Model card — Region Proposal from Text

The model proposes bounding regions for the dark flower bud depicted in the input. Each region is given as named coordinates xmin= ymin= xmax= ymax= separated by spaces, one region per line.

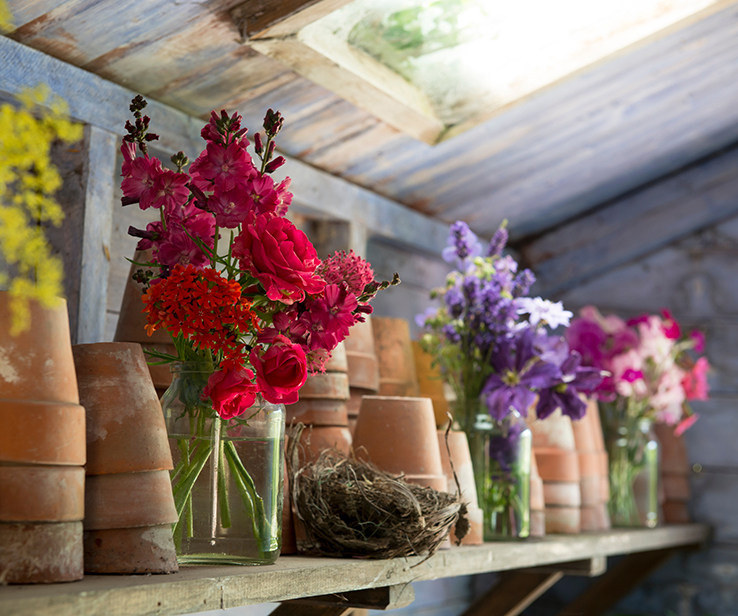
xmin=254 ymin=132 xmax=263 ymax=155
xmin=121 ymin=196 xmax=139 ymax=207
xmin=264 ymin=155 xmax=285 ymax=174
xmin=267 ymin=140 xmax=276 ymax=158
xmin=144 ymin=132 xmax=159 ymax=142
xmin=171 ymin=151 xmax=189 ymax=170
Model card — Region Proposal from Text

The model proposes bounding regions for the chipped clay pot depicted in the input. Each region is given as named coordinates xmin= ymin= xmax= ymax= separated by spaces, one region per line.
xmin=0 ymin=292 xmax=85 ymax=584
xmin=73 ymin=342 xmax=178 ymax=573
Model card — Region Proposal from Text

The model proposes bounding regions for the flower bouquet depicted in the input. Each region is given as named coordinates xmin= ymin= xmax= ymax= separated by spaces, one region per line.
xmin=119 ymin=96 xmax=398 ymax=564
xmin=418 ymin=221 xmax=602 ymax=540
xmin=566 ymin=307 xmax=709 ymax=526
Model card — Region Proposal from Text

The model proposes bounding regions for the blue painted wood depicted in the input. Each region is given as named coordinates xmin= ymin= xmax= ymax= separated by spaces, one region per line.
xmin=522 ymin=146 xmax=738 ymax=296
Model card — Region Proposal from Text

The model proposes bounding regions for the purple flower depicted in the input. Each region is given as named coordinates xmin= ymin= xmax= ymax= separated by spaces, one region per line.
xmin=565 ymin=318 xmax=607 ymax=368
xmin=442 ymin=221 xmax=483 ymax=266
xmin=536 ymin=351 xmax=604 ymax=420
xmin=482 ymin=328 xmax=561 ymax=420
xmin=512 ymin=269 xmax=536 ymax=298
xmin=486 ymin=225 xmax=508 ymax=258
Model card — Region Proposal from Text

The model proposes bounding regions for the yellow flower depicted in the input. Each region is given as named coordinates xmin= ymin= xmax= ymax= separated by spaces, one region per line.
xmin=0 ymin=0 xmax=13 ymax=33
xmin=0 ymin=85 xmax=82 ymax=334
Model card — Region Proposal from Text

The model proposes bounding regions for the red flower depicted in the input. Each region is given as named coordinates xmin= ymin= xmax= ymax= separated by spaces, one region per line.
xmin=301 ymin=284 xmax=358 ymax=350
xmin=250 ymin=335 xmax=307 ymax=405
xmin=202 ymin=367 xmax=257 ymax=419
xmin=233 ymin=214 xmax=325 ymax=305
xmin=190 ymin=141 xmax=255 ymax=192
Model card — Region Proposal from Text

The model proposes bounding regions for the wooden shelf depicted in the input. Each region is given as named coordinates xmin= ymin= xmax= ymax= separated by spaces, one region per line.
xmin=0 ymin=525 xmax=709 ymax=616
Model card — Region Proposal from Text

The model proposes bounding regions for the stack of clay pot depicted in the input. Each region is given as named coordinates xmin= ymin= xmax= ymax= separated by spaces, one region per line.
xmin=437 ymin=430 xmax=483 ymax=545
xmin=0 ymin=295 xmax=85 ymax=583
xmin=529 ymin=452 xmax=546 ymax=537
xmin=572 ymin=399 xmax=611 ymax=531
xmin=372 ymin=317 xmax=421 ymax=398
xmin=353 ymin=396 xmax=447 ymax=492
xmin=114 ymin=249 xmax=176 ymax=398
xmin=414 ymin=341 xmax=451 ymax=428
xmin=530 ymin=409 xmax=582 ymax=534
xmin=287 ymin=342 xmax=352 ymax=463
xmin=655 ymin=423 xmax=691 ymax=524
xmin=344 ymin=316 xmax=380 ymax=434
xmin=73 ymin=343 xmax=179 ymax=573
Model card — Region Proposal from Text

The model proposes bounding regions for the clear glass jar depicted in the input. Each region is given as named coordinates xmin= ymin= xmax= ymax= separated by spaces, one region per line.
xmin=601 ymin=401 xmax=659 ymax=528
xmin=160 ymin=362 xmax=285 ymax=565
xmin=458 ymin=400 xmax=532 ymax=540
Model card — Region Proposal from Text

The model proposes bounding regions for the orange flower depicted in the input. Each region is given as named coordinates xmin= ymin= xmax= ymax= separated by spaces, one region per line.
xmin=142 ymin=264 xmax=259 ymax=364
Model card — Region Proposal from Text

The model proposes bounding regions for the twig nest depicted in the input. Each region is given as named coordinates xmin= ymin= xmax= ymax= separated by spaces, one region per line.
xmin=289 ymin=442 xmax=468 ymax=559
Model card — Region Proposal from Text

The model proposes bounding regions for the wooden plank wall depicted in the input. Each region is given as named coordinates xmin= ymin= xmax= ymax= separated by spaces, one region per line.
xmin=518 ymin=153 xmax=738 ymax=614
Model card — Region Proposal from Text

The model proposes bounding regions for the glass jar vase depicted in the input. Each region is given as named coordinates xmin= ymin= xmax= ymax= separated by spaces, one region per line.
xmin=457 ymin=401 xmax=532 ymax=540
xmin=600 ymin=401 xmax=659 ymax=528
xmin=160 ymin=362 xmax=285 ymax=565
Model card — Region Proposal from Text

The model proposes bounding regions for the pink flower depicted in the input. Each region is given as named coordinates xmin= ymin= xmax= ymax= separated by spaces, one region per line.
xmin=565 ymin=318 xmax=607 ymax=368
xmin=318 ymin=251 xmax=375 ymax=297
xmin=190 ymin=142 xmax=255 ymax=192
xmin=274 ymin=177 xmax=293 ymax=216
xmin=250 ymin=335 xmax=307 ymax=405
xmin=651 ymin=364 xmax=686 ymax=425
xmin=627 ymin=314 xmax=650 ymax=327
xmin=233 ymin=213 xmax=325 ymax=305
xmin=257 ymin=311 xmax=308 ymax=346
xmin=674 ymin=412 xmax=699 ymax=437
xmin=209 ymin=186 xmax=251 ymax=228
xmin=301 ymin=284 xmax=358 ymax=350
xmin=245 ymin=175 xmax=279 ymax=215
xmin=121 ymin=156 xmax=163 ymax=209
xmin=157 ymin=227 xmax=210 ymax=269
xmin=202 ymin=367 xmax=257 ymax=419
xmin=690 ymin=329 xmax=706 ymax=353
xmin=622 ymin=369 xmax=644 ymax=383
xmin=151 ymin=169 xmax=190 ymax=211
xmin=682 ymin=356 xmax=710 ymax=401
xmin=660 ymin=308 xmax=681 ymax=340
xmin=120 ymin=141 xmax=137 ymax=177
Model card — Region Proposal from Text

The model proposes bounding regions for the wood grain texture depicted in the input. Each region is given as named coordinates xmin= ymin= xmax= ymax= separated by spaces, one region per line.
xmin=520 ymin=145 xmax=738 ymax=295
xmin=460 ymin=571 xmax=564 ymax=616
xmin=0 ymin=525 xmax=710 ymax=616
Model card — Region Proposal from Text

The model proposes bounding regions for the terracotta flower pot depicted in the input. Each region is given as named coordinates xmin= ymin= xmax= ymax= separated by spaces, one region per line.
xmin=297 ymin=426 xmax=353 ymax=463
xmin=530 ymin=451 xmax=545 ymax=538
xmin=73 ymin=342 xmax=173 ymax=475
xmin=113 ymin=250 xmax=176 ymax=395
xmin=414 ymin=341 xmax=450 ymax=427
xmin=286 ymin=399 xmax=348 ymax=427
xmin=0 ymin=466 xmax=84 ymax=522
xmin=324 ymin=341 xmax=348 ymax=373
xmin=0 ymin=522 xmax=83 ymax=584
xmin=83 ymin=525 xmax=179 ymax=574
xmin=345 ymin=317 xmax=380 ymax=391
xmin=371 ymin=317 xmax=420 ymax=397
xmin=437 ymin=430 xmax=483 ymax=546
xmin=573 ymin=398 xmax=610 ymax=529
xmin=353 ymin=396 xmax=443 ymax=477
xmin=297 ymin=372 xmax=350 ymax=400
xmin=0 ymin=292 xmax=79 ymax=404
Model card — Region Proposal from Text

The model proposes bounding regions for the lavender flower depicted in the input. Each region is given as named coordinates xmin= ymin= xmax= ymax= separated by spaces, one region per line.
xmin=442 ymin=221 xmax=483 ymax=266
xmin=511 ymin=269 xmax=536 ymax=297
xmin=486 ymin=225 xmax=509 ymax=258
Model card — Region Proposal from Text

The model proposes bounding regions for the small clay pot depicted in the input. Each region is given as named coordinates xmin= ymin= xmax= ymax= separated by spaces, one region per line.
xmin=372 ymin=317 xmax=420 ymax=397
xmin=0 ymin=521 xmax=83 ymax=583
xmin=0 ymin=400 xmax=86 ymax=465
xmin=113 ymin=250 xmax=171 ymax=346
xmin=543 ymin=482 xmax=582 ymax=507
xmin=580 ymin=475 xmax=603 ymax=507
xmin=298 ymin=372 xmax=350 ymax=400
xmin=0 ymin=292 xmax=79 ymax=404
xmin=581 ymin=504 xmax=611 ymax=532
xmin=663 ymin=501 xmax=691 ymax=524
xmin=83 ymin=525 xmax=178 ymax=574
xmin=0 ymin=466 xmax=84 ymax=522
xmin=655 ymin=423 xmax=690 ymax=475
xmin=415 ymin=342 xmax=450 ymax=427
xmin=535 ymin=449 xmax=580 ymax=482
xmin=437 ymin=430 xmax=477 ymax=504
xmin=297 ymin=426 xmax=352 ymax=463
xmin=404 ymin=474 xmax=448 ymax=492
xmin=73 ymin=342 xmax=173 ymax=475
xmin=353 ymin=396 xmax=443 ymax=476
xmin=530 ymin=409 xmax=577 ymax=451
xmin=286 ymin=399 xmax=348 ymax=427
xmin=663 ymin=474 xmax=690 ymax=501
xmin=530 ymin=451 xmax=545 ymax=513
xmin=530 ymin=510 xmax=546 ymax=538
xmin=324 ymin=341 xmax=348 ymax=373
xmin=84 ymin=470 xmax=178 ymax=530
xmin=545 ymin=506 xmax=581 ymax=534
xmin=345 ymin=317 xmax=380 ymax=391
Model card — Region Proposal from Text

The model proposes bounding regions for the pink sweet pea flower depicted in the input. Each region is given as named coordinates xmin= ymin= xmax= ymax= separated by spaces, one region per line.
xmin=660 ymin=308 xmax=681 ymax=340
xmin=674 ymin=412 xmax=700 ymax=437
xmin=690 ymin=329 xmax=706 ymax=352
xmin=202 ymin=367 xmax=258 ymax=420
xmin=682 ymin=356 xmax=710 ymax=400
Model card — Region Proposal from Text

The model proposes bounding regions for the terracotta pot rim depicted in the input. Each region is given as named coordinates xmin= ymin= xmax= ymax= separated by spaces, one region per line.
xmin=360 ymin=395 xmax=434 ymax=403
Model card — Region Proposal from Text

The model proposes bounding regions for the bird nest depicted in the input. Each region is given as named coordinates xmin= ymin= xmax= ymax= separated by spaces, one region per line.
xmin=287 ymin=429 xmax=469 ymax=560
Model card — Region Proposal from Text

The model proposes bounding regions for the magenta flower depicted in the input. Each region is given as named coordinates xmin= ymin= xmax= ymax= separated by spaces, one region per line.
xmin=157 ymin=228 xmax=210 ymax=269
xmin=660 ymin=308 xmax=681 ymax=340
xmin=690 ymin=329 xmax=706 ymax=352
xmin=245 ymin=175 xmax=279 ymax=215
xmin=151 ymin=169 xmax=190 ymax=212
xmin=190 ymin=141 xmax=255 ymax=192
xmin=121 ymin=156 xmax=163 ymax=209
xmin=318 ymin=250 xmax=375 ymax=297
xmin=209 ymin=186 xmax=251 ymax=228
xmin=301 ymin=284 xmax=358 ymax=350
xmin=274 ymin=177 xmax=293 ymax=216
xmin=682 ymin=356 xmax=710 ymax=401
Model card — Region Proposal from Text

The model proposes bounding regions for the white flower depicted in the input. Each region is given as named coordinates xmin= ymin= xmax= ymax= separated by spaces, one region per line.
xmin=516 ymin=297 xmax=573 ymax=329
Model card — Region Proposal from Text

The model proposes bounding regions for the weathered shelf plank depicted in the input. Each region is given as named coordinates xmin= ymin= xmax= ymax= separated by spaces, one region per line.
xmin=0 ymin=525 xmax=709 ymax=616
